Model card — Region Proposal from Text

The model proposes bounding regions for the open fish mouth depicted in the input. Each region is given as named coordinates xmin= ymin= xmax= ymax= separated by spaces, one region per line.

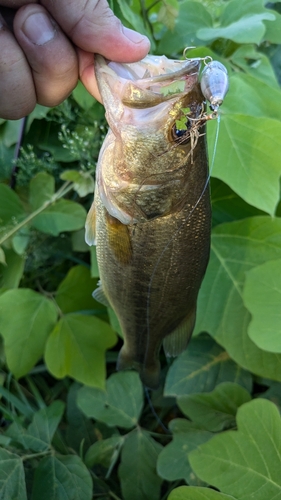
xmin=95 ymin=54 xmax=202 ymax=109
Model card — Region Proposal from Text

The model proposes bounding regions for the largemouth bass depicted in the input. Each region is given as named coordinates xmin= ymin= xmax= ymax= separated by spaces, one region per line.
xmin=86 ymin=54 xmax=227 ymax=389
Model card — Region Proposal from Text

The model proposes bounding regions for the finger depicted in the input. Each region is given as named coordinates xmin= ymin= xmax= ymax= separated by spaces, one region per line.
xmin=0 ymin=1 xmax=37 ymax=6
xmin=13 ymin=4 xmax=78 ymax=107
xmin=41 ymin=0 xmax=150 ymax=62
xmin=78 ymin=50 xmax=102 ymax=103
xmin=0 ymin=13 xmax=36 ymax=119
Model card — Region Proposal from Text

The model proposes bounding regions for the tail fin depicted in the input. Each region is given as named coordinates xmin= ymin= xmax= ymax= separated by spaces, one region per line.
xmin=117 ymin=346 xmax=161 ymax=390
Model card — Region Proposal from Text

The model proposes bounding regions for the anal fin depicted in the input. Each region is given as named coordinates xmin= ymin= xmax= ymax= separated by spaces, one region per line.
xmin=163 ymin=308 xmax=196 ymax=357
xmin=92 ymin=282 xmax=111 ymax=307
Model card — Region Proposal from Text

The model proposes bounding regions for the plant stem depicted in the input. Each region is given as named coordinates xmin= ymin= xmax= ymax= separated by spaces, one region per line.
xmin=108 ymin=492 xmax=122 ymax=500
xmin=22 ymin=449 xmax=51 ymax=461
xmin=0 ymin=181 xmax=73 ymax=246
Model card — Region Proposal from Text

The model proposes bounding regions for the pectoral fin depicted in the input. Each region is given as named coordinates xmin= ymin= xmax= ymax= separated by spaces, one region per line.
xmin=85 ymin=201 xmax=96 ymax=246
xmin=106 ymin=212 xmax=133 ymax=264
xmin=163 ymin=308 xmax=196 ymax=357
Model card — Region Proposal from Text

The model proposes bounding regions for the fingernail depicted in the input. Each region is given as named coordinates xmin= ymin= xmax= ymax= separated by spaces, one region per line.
xmin=123 ymin=26 xmax=150 ymax=45
xmin=22 ymin=12 xmax=56 ymax=45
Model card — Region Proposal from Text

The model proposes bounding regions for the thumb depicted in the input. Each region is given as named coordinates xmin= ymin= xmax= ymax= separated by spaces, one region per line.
xmin=41 ymin=0 xmax=150 ymax=62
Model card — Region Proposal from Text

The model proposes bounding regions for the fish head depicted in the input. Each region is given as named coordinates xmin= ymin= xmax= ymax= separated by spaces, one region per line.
xmin=94 ymin=55 xmax=207 ymax=224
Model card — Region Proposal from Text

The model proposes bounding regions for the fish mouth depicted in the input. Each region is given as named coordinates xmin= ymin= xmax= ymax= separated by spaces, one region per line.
xmin=95 ymin=54 xmax=201 ymax=109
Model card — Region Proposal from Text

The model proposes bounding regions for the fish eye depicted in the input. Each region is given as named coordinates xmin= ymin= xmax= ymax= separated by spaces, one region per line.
xmin=171 ymin=119 xmax=191 ymax=144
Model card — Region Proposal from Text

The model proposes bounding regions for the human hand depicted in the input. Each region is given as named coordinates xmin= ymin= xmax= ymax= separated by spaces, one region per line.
xmin=0 ymin=0 xmax=150 ymax=119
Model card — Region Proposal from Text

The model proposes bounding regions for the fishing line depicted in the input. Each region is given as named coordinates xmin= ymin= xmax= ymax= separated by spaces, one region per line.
xmin=144 ymin=386 xmax=170 ymax=434
xmin=144 ymin=112 xmax=221 ymax=369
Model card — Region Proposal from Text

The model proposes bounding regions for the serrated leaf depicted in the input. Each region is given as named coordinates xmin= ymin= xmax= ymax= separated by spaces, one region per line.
xmin=0 ymin=184 xmax=25 ymax=225
xmin=0 ymin=448 xmax=27 ymax=500
xmin=31 ymin=455 xmax=92 ymax=500
xmin=197 ymin=12 xmax=275 ymax=44
xmin=178 ymin=382 xmax=251 ymax=432
xmin=0 ymin=249 xmax=25 ymax=288
xmin=45 ymin=313 xmax=116 ymax=388
xmin=164 ymin=334 xmax=252 ymax=397
xmin=157 ymin=419 xmax=212 ymax=484
xmin=55 ymin=265 xmax=102 ymax=314
xmin=168 ymin=486 xmax=236 ymax=500
xmin=158 ymin=1 xmax=212 ymax=54
xmin=194 ymin=217 xmax=281 ymax=381
xmin=72 ymin=81 xmax=96 ymax=110
xmin=85 ymin=435 xmax=124 ymax=468
xmin=243 ymin=259 xmax=281 ymax=352
xmin=32 ymin=199 xmax=86 ymax=236
xmin=0 ymin=288 xmax=57 ymax=378
xmin=77 ymin=371 xmax=143 ymax=428
xmin=29 ymin=172 xmax=55 ymax=210
xmin=189 ymin=399 xmax=281 ymax=500
xmin=118 ymin=428 xmax=163 ymax=500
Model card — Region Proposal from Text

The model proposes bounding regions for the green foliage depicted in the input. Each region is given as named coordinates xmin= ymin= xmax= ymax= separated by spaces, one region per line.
xmin=1 ymin=0 xmax=281 ymax=498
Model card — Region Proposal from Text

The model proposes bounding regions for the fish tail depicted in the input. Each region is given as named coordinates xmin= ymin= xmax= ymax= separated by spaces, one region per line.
xmin=117 ymin=346 xmax=161 ymax=390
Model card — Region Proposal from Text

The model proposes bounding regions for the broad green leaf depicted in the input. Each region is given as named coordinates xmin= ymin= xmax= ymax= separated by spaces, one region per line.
xmin=189 ymin=399 xmax=281 ymax=500
xmin=0 ymin=246 xmax=6 ymax=265
xmin=31 ymin=455 xmax=92 ymax=500
xmin=107 ymin=307 xmax=123 ymax=337
xmin=164 ymin=334 xmax=252 ymax=397
xmin=0 ymin=288 xmax=57 ymax=378
xmin=72 ymin=81 xmax=96 ymax=110
xmin=26 ymin=401 xmax=65 ymax=451
xmin=26 ymin=104 xmax=50 ymax=132
xmin=29 ymin=172 xmax=55 ymax=210
xmin=158 ymin=1 xmax=212 ymax=54
xmin=60 ymin=170 xmax=95 ymax=197
xmin=157 ymin=0 xmax=179 ymax=30
xmin=230 ymin=46 xmax=279 ymax=88
xmin=12 ymin=227 xmax=30 ymax=255
xmin=90 ymin=246 xmax=99 ymax=277
xmin=220 ymin=0 xmax=265 ymax=25
xmin=66 ymin=382 xmax=97 ymax=453
xmin=3 ymin=120 xmax=23 ymax=147
xmin=85 ymin=435 xmax=124 ymax=468
xmin=194 ymin=217 xmax=281 ymax=381
xmin=45 ymin=313 xmax=116 ymax=388
xmin=168 ymin=486 xmax=236 ymax=500
xmin=118 ymin=428 xmax=163 ymax=500
xmin=71 ymin=229 xmax=89 ymax=253
xmin=32 ymin=199 xmax=86 ymax=236
xmin=115 ymin=0 xmax=154 ymax=49
xmin=157 ymin=419 xmax=212 ymax=484
xmin=209 ymin=114 xmax=281 ymax=215
xmin=243 ymin=259 xmax=281 ymax=352
xmin=264 ymin=10 xmax=281 ymax=43
xmin=211 ymin=178 xmax=264 ymax=227
xmin=55 ymin=265 xmax=102 ymax=314
xmin=0 ymin=184 xmax=25 ymax=225
xmin=178 ymin=382 xmax=251 ymax=432
xmin=0 ymin=449 xmax=27 ymax=500
xmin=77 ymin=371 xmax=143 ymax=428
xmin=0 ymin=249 xmax=25 ymax=288
xmin=197 ymin=13 xmax=275 ymax=44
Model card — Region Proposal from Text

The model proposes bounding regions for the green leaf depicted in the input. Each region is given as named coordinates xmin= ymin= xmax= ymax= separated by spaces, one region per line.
xmin=158 ymin=1 xmax=212 ymax=54
xmin=157 ymin=419 xmax=212 ymax=484
xmin=12 ymin=227 xmax=30 ymax=255
xmin=56 ymin=265 xmax=103 ymax=314
xmin=168 ymin=486 xmax=236 ymax=500
xmin=0 ymin=288 xmax=57 ymax=378
xmin=66 ymin=382 xmax=98 ymax=453
xmin=0 ymin=249 xmax=25 ymax=288
xmin=0 ymin=246 xmax=6 ymax=265
xmin=90 ymin=246 xmax=99 ymax=277
xmin=26 ymin=104 xmax=50 ymax=132
xmin=0 ymin=184 xmax=25 ymax=225
xmin=189 ymin=399 xmax=281 ymax=500
xmin=118 ymin=428 xmax=163 ymax=500
xmin=3 ymin=120 xmax=23 ymax=147
xmin=209 ymin=114 xmax=281 ymax=215
xmin=72 ymin=81 xmax=96 ymax=110
xmin=194 ymin=217 xmax=281 ymax=381
xmin=84 ymin=435 xmax=124 ymax=468
xmin=29 ymin=172 xmax=55 ymax=210
xmin=115 ymin=0 xmax=154 ymax=49
xmin=157 ymin=0 xmax=179 ymax=30
xmin=31 ymin=455 xmax=92 ymax=500
xmin=32 ymin=199 xmax=86 ymax=236
xmin=243 ymin=259 xmax=281 ymax=352
xmin=230 ymin=46 xmax=279 ymax=88
xmin=178 ymin=382 xmax=251 ymax=432
xmin=197 ymin=13 xmax=275 ymax=44
xmin=164 ymin=334 xmax=252 ymax=397
xmin=60 ymin=170 xmax=95 ymax=197
xmin=264 ymin=10 xmax=281 ymax=43
xmin=72 ymin=229 xmax=89 ymax=253
xmin=0 ymin=448 xmax=27 ymax=500
xmin=77 ymin=371 xmax=143 ymax=428
xmin=26 ymin=401 xmax=65 ymax=451
xmin=45 ymin=313 xmax=116 ymax=388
